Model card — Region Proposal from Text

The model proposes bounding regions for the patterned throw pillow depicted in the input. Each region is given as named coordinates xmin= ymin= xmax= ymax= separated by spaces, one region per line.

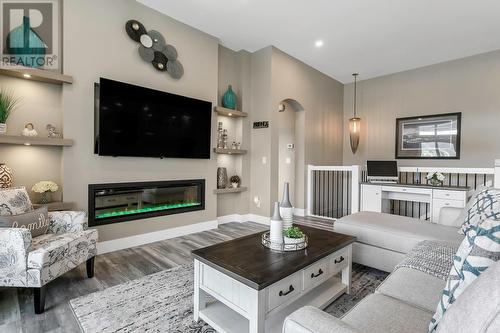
xmin=458 ymin=187 xmax=500 ymax=235
xmin=0 ymin=207 xmax=50 ymax=237
xmin=429 ymin=218 xmax=500 ymax=332
xmin=0 ymin=187 xmax=33 ymax=215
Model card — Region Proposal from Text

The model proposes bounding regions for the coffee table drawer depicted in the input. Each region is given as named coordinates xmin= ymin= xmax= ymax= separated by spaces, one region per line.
xmin=303 ymin=257 xmax=330 ymax=291
xmin=268 ymin=272 xmax=302 ymax=311
xmin=331 ymin=249 xmax=348 ymax=274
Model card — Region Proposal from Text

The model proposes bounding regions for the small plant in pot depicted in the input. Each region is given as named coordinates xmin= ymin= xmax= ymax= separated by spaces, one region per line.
xmin=0 ymin=88 xmax=21 ymax=135
xmin=230 ymin=175 xmax=240 ymax=188
xmin=283 ymin=226 xmax=305 ymax=245
xmin=426 ymin=172 xmax=445 ymax=186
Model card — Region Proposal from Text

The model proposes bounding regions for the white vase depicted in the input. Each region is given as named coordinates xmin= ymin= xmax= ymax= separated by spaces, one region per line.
xmin=270 ymin=202 xmax=283 ymax=245
xmin=280 ymin=182 xmax=294 ymax=230
xmin=284 ymin=236 xmax=305 ymax=245
xmin=0 ymin=123 xmax=6 ymax=135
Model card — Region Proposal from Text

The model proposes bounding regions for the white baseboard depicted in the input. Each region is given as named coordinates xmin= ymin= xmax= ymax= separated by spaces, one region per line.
xmin=294 ymin=208 xmax=305 ymax=217
xmin=217 ymin=214 xmax=270 ymax=226
xmin=97 ymin=219 xmax=218 ymax=254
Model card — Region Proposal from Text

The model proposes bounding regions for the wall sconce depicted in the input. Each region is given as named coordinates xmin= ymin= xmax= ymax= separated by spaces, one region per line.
xmin=349 ymin=73 xmax=361 ymax=154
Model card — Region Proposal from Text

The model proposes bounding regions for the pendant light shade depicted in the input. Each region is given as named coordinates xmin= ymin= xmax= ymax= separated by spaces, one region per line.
xmin=349 ymin=73 xmax=361 ymax=154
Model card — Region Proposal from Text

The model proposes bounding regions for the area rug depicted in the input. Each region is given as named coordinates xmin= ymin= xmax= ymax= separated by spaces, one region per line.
xmin=70 ymin=263 xmax=388 ymax=333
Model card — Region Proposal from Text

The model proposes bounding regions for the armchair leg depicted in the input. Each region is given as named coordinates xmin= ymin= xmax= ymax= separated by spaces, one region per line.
xmin=86 ymin=257 xmax=95 ymax=278
xmin=34 ymin=286 xmax=47 ymax=314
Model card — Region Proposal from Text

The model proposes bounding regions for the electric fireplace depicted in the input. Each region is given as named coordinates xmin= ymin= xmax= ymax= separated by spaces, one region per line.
xmin=88 ymin=180 xmax=205 ymax=227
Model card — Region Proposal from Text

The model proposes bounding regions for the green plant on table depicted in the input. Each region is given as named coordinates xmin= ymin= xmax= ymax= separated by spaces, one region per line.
xmin=283 ymin=226 xmax=304 ymax=239
xmin=0 ymin=88 xmax=21 ymax=124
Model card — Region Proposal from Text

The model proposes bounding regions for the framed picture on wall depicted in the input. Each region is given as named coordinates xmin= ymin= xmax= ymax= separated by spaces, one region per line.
xmin=395 ymin=112 xmax=461 ymax=159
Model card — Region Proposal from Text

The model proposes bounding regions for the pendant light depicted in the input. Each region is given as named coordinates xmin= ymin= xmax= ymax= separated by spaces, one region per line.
xmin=349 ymin=73 xmax=361 ymax=154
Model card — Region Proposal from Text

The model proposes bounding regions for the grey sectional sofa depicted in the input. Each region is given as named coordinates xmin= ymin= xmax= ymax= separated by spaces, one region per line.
xmin=283 ymin=260 xmax=500 ymax=333
xmin=334 ymin=211 xmax=464 ymax=272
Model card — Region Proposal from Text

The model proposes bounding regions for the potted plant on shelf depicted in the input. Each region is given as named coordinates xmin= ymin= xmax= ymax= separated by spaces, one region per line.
xmin=230 ymin=175 xmax=241 ymax=188
xmin=0 ymin=88 xmax=21 ymax=135
xmin=32 ymin=181 xmax=59 ymax=204
xmin=426 ymin=172 xmax=445 ymax=186
xmin=283 ymin=226 xmax=305 ymax=245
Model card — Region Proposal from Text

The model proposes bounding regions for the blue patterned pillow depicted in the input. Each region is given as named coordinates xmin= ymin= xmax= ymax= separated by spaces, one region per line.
xmin=429 ymin=218 xmax=500 ymax=332
xmin=458 ymin=187 xmax=500 ymax=235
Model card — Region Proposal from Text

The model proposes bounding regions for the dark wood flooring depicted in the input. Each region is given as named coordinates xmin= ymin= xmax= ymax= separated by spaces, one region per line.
xmin=0 ymin=222 xmax=267 ymax=333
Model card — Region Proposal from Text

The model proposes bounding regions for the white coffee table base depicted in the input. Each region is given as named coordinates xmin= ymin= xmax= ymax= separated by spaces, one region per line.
xmin=194 ymin=244 xmax=352 ymax=333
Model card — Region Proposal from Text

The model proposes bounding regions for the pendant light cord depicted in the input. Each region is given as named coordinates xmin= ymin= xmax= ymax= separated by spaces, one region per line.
xmin=353 ymin=73 xmax=358 ymax=118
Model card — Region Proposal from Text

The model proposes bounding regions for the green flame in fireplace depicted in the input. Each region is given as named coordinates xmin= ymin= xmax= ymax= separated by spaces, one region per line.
xmin=96 ymin=202 xmax=201 ymax=219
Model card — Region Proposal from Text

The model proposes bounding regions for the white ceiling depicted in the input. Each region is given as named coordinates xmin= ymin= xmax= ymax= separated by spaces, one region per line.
xmin=138 ymin=0 xmax=500 ymax=83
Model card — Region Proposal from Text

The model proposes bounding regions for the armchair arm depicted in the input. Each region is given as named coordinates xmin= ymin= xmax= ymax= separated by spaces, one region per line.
xmin=0 ymin=228 xmax=32 ymax=287
xmin=283 ymin=306 xmax=362 ymax=333
xmin=47 ymin=211 xmax=88 ymax=234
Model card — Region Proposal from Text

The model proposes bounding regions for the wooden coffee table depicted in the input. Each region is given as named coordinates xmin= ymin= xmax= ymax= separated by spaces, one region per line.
xmin=192 ymin=225 xmax=356 ymax=333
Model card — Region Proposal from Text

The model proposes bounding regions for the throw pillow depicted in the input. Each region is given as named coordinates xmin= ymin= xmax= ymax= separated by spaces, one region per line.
xmin=458 ymin=187 xmax=500 ymax=235
xmin=0 ymin=187 xmax=33 ymax=215
xmin=429 ymin=218 xmax=500 ymax=332
xmin=0 ymin=207 xmax=50 ymax=237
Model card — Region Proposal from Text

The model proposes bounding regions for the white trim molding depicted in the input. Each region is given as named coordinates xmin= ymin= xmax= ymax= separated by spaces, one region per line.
xmin=495 ymin=159 xmax=500 ymax=189
xmin=217 ymin=214 xmax=270 ymax=226
xmin=97 ymin=219 xmax=218 ymax=254
xmin=293 ymin=208 xmax=305 ymax=217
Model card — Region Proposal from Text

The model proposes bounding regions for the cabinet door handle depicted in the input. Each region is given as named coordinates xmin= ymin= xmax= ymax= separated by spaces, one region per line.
xmin=334 ymin=256 xmax=345 ymax=264
xmin=445 ymin=203 xmax=450 ymax=206
xmin=310 ymin=269 xmax=324 ymax=278
xmin=279 ymin=285 xmax=295 ymax=297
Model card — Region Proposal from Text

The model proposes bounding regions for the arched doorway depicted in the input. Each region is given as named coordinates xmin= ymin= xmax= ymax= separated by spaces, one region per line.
xmin=277 ymin=99 xmax=305 ymax=208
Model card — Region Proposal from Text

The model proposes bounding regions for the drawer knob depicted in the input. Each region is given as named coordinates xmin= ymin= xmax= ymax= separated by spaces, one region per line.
xmin=310 ymin=268 xmax=324 ymax=279
xmin=334 ymin=256 xmax=345 ymax=264
xmin=445 ymin=203 xmax=450 ymax=206
xmin=279 ymin=285 xmax=295 ymax=297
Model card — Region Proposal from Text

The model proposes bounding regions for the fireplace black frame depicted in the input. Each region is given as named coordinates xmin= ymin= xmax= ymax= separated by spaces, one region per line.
xmin=88 ymin=179 xmax=205 ymax=227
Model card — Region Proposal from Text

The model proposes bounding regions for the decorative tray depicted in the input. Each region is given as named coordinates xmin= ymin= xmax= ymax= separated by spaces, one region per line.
xmin=261 ymin=231 xmax=308 ymax=252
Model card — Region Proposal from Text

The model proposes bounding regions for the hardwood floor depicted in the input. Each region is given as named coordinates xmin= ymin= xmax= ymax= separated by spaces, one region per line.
xmin=0 ymin=222 xmax=267 ymax=333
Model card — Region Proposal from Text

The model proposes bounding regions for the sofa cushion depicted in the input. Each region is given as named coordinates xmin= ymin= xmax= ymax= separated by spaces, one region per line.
xmin=0 ymin=187 xmax=33 ymax=216
xmin=429 ymin=218 xmax=500 ymax=332
xmin=376 ymin=267 xmax=445 ymax=312
xmin=335 ymin=212 xmax=463 ymax=254
xmin=0 ymin=207 xmax=49 ymax=237
xmin=342 ymin=293 xmax=433 ymax=333
xmin=458 ymin=187 xmax=500 ymax=235
xmin=436 ymin=261 xmax=500 ymax=333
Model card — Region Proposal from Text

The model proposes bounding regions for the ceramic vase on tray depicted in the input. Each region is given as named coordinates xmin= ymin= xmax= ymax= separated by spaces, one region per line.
xmin=270 ymin=202 xmax=283 ymax=249
xmin=279 ymin=182 xmax=294 ymax=230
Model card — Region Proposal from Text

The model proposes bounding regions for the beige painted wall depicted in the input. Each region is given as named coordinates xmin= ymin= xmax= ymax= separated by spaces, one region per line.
xmin=0 ymin=76 xmax=63 ymax=202
xmin=343 ymin=49 xmax=500 ymax=168
xmin=62 ymin=0 xmax=219 ymax=241
xmin=270 ymin=48 xmax=344 ymax=211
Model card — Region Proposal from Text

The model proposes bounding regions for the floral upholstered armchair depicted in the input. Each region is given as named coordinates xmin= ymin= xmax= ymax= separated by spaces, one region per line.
xmin=0 ymin=189 xmax=98 ymax=314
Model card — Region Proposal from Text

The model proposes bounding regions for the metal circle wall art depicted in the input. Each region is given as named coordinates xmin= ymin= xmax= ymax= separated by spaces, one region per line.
xmin=125 ymin=19 xmax=184 ymax=79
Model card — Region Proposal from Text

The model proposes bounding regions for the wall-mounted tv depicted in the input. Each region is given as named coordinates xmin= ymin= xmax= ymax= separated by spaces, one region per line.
xmin=95 ymin=78 xmax=212 ymax=159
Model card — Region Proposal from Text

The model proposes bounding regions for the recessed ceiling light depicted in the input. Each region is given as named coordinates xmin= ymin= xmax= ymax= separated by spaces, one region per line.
xmin=23 ymin=73 xmax=31 ymax=78
xmin=24 ymin=142 xmax=31 ymax=146
xmin=315 ymin=40 xmax=324 ymax=48
xmin=228 ymin=113 xmax=232 ymax=116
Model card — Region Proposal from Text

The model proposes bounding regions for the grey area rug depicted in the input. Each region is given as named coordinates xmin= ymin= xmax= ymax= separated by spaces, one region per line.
xmin=70 ymin=263 xmax=388 ymax=332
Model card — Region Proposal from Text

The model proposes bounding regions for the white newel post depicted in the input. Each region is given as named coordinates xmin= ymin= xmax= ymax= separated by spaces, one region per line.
xmin=306 ymin=164 xmax=314 ymax=216
xmin=495 ymin=159 xmax=500 ymax=189
xmin=351 ymin=165 xmax=360 ymax=214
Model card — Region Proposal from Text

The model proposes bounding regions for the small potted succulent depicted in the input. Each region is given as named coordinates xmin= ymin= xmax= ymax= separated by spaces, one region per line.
xmin=32 ymin=181 xmax=59 ymax=204
xmin=230 ymin=175 xmax=241 ymax=188
xmin=426 ymin=172 xmax=445 ymax=186
xmin=283 ymin=226 xmax=305 ymax=245
xmin=0 ymin=88 xmax=21 ymax=135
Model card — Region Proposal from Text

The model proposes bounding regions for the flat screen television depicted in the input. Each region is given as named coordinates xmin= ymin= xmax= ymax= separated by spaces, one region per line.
xmin=95 ymin=78 xmax=212 ymax=159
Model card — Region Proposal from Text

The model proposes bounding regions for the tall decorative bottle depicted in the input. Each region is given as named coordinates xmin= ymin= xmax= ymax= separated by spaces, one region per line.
xmin=280 ymin=182 xmax=294 ymax=230
xmin=270 ymin=202 xmax=283 ymax=249
xmin=222 ymin=85 xmax=237 ymax=110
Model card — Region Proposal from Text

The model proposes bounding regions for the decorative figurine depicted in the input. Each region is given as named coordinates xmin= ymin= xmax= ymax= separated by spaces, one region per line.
xmin=231 ymin=141 xmax=237 ymax=150
xmin=22 ymin=123 xmax=38 ymax=137
xmin=217 ymin=122 xmax=224 ymax=149
xmin=236 ymin=142 xmax=241 ymax=150
xmin=222 ymin=129 xmax=228 ymax=149
xmin=46 ymin=124 xmax=62 ymax=138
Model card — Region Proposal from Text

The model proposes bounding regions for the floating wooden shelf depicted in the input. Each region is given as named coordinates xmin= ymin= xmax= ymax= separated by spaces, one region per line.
xmin=214 ymin=106 xmax=247 ymax=118
xmin=213 ymin=148 xmax=247 ymax=155
xmin=33 ymin=202 xmax=74 ymax=212
xmin=0 ymin=135 xmax=73 ymax=147
xmin=213 ymin=187 xmax=248 ymax=194
xmin=0 ymin=64 xmax=73 ymax=85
